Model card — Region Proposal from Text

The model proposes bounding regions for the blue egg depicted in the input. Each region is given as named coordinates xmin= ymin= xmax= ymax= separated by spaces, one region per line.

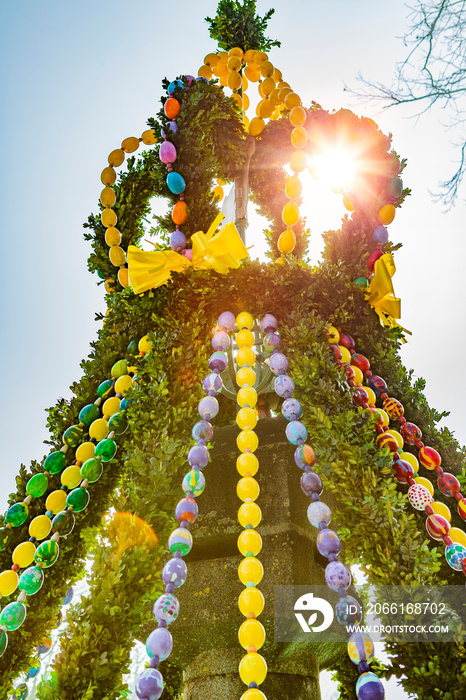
xmin=168 ymin=79 xmax=183 ymax=94
xmin=167 ymin=172 xmax=186 ymax=195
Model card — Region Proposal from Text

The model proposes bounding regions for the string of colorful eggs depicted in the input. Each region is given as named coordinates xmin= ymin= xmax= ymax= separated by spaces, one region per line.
xmin=259 ymin=313 xmax=385 ymax=700
xmin=327 ymin=327 xmax=466 ymax=579
xmin=99 ymin=131 xmax=158 ymax=290
xmin=0 ymin=337 xmax=152 ymax=655
xmin=198 ymin=48 xmax=306 ymax=262
xmin=213 ymin=310 xmax=269 ymax=700
xmin=134 ymin=329 xmax=228 ymax=700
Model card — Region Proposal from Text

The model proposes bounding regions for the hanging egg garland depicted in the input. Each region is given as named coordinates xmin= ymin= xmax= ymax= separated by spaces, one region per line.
xmin=327 ymin=327 xmax=466 ymax=580
xmin=99 ymin=128 xmax=158 ymax=289
xmin=262 ymin=314 xmax=386 ymax=700
xmin=135 ymin=327 xmax=228 ymax=700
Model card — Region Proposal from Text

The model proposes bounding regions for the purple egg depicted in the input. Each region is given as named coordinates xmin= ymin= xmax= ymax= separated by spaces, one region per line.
xmin=217 ymin=311 xmax=236 ymax=331
xmin=170 ymin=230 xmax=187 ymax=252
xmin=198 ymin=396 xmax=219 ymax=420
xmin=373 ymin=225 xmax=388 ymax=244
xmin=281 ymin=398 xmax=303 ymax=421
xmin=316 ymin=529 xmax=341 ymax=557
xmin=325 ymin=561 xmax=351 ymax=591
xmin=285 ymin=420 xmax=307 ymax=445
xmin=269 ymin=353 xmax=289 ymax=375
xmin=192 ymin=420 xmax=214 ymax=441
xmin=259 ymin=314 xmax=278 ymax=332
xmin=159 ymin=141 xmax=177 ymax=164
xmin=274 ymin=375 xmax=294 ymax=397
xmin=162 ymin=557 xmax=187 ymax=588
xmin=162 ymin=121 xmax=179 ymax=137
xmin=202 ymin=372 xmax=223 ymax=395
xmin=300 ymin=470 xmax=323 ymax=495
xmin=146 ymin=627 xmax=173 ymax=661
xmin=185 ymin=75 xmax=195 ymax=86
xmin=187 ymin=444 xmax=210 ymax=469
xmin=152 ymin=593 xmax=179 ymax=624
xmin=211 ymin=330 xmax=230 ymax=351
xmin=209 ymin=351 xmax=228 ymax=373
xmin=135 ymin=668 xmax=164 ymax=700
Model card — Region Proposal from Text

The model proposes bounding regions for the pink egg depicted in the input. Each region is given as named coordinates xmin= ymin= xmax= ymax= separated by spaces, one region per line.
xmin=160 ymin=141 xmax=177 ymax=164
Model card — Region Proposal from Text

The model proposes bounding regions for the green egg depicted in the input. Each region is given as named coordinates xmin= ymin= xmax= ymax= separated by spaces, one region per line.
xmin=18 ymin=566 xmax=44 ymax=595
xmin=0 ymin=602 xmax=27 ymax=631
xmin=66 ymin=488 xmax=90 ymax=513
xmin=63 ymin=424 xmax=83 ymax=447
xmin=44 ymin=451 xmax=66 ymax=475
xmin=0 ymin=527 xmax=11 ymax=551
xmin=78 ymin=404 xmax=100 ymax=426
xmin=6 ymin=502 xmax=28 ymax=527
xmin=95 ymin=438 xmax=117 ymax=462
xmin=26 ymin=473 xmax=49 ymax=498
xmin=108 ymin=412 xmax=128 ymax=435
xmin=35 ymin=539 xmax=59 ymax=568
xmin=97 ymin=379 xmax=113 ymax=399
xmin=111 ymin=359 xmax=128 ymax=378
xmin=80 ymin=458 xmax=103 ymax=483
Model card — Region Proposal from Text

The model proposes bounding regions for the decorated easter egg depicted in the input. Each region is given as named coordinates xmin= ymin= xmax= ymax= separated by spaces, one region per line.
xmin=274 ymin=375 xmax=294 ymax=397
xmin=153 ymin=593 xmax=179 ymax=625
xmin=182 ymin=469 xmax=205 ymax=497
xmin=300 ymin=470 xmax=322 ymax=496
xmin=11 ymin=683 xmax=29 ymax=700
xmin=408 ymin=483 xmax=432 ymax=510
xmin=355 ymin=671 xmax=385 ymax=700
xmin=325 ymin=561 xmax=351 ymax=592
xmin=281 ymin=398 xmax=302 ymax=420
xmin=335 ymin=595 xmax=362 ymax=627
xmin=18 ymin=566 xmax=44 ymax=596
xmin=0 ymin=630 xmax=7 ymax=657
xmin=426 ymin=513 xmax=450 ymax=540
xmin=63 ymin=424 xmax=83 ymax=447
xmin=168 ymin=528 xmax=193 ymax=556
xmin=26 ymin=473 xmax=49 ymax=498
xmin=35 ymin=539 xmax=59 ymax=568
xmin=316 ymin=529 xmax=341 ymax=557
xmin=383 ymin=397 xmax=404 ymax=419
xmin=295 ymin=444 xmax=317 ymax=469
xmin=393 ymin=459 xmax=415 ymax=484
xmin=175 ymin=497 xmax=198 ymax=524
xmin=0 ymin=601 xmax=27 ymax=631
xmin=66 ymin=488 xmax=89 ymax=513
xmin=307 ymin=501 xmax=331 ymax=529
xmin=347 ymin=631 xmax=374 ymax=664
xmin=208 ymin=351 xmax=228 ymax=373
xmin=135 ymin=668 xmax=164 ymax=700
xmin=166 ymin=171 xmax=186 ymax=194
xmin=367 ymin=375 xmax=387 ymax=396
xmin=400 ymin=422 xmax=422 ymax=445
xmin=419 ymin=446 xmax=441 ymax=469
xmin=162 ymin=557 xmax=187 ymax=588
xmin=202 ymin=372 xmax=223 ymax=395
xmin=438 ymin=472 xmax=461 ymax=497
xmin=6 ymin=502 xmax=29 ymax=527
xmin=146 ymin=627 xmax=173 ymax=661
xmin=52 ymin=510 xmax=75 ymax=537
xmin=269 ymin=353 xmax=289 ymax=375
xmin=445 ymin=542 xmax=466 ymax=571
xmin=78 ymin=403 xmax=100 ymax=426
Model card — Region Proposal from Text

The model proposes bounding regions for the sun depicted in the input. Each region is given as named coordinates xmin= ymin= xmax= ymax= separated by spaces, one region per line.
xmin=309 ymin=149 xmax=357 ymax=194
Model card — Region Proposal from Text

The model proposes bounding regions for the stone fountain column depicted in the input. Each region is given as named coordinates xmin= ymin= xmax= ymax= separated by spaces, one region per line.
xmin=168 ymin=417 xmax=343 ymax=699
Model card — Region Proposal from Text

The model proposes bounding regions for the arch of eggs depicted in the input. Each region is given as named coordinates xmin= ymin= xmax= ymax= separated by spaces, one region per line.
xmin=99 ymin=47 xmax=401 ymax=290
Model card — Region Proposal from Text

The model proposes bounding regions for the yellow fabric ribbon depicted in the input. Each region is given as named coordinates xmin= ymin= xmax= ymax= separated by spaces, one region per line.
xmin=127 ymin=213 xmax=248 ymax=294
xmin=365 ymin=253 xmax=410 ymax=336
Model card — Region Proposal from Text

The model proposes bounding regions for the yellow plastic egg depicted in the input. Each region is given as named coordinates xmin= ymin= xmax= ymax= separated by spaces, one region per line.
xmin=238 ymin=502 xmax=262 ymax=528
xmin=289 ymin=106 xmax=306 ymax=126
xmin=238 ymin=530 xmax=262 ymax=557
xmin=238 ymin=558 xmax=264 ymax=587
xmin=109 ymin=246 xmax=126 ymax=267
xmin=236 ymin=452 xmax=259 ymax=477
xmin=256 ymin=99 xmax=274 ymax=120
xmin=248 ymin=117 xmax=265 ymax=136
xmin=121 ymin=137 xmax=140 ymax=153
xmin=76 ymin=442 xmax=95 ymax=463
xmin=141 ymin=129 xmax=157 ymax=145
xmin=198 ymin=64 xmax=212 ymax=80
xmin=213 ymin=62 xmax=228 ymax=77
xmin=108 ymin=148 xmax=124 ymax=167
xmin=237 ymin=386 xmax=258 ymax=408
xmin=285 ymin=92 xmax=301 ymax=110
xmin=260 ymin=60 xmax=274 ymax=77
xmin=386 ymin=430 xmax=403 ymax=449
xmin=449 ymin=527 xmax=466 ymax=547
xmin=236 ymin=312 xmax=255 ymax=330
xmin=343 ymin=194 xmax=355 ymax=211
xmin=285 ymin=175 xmax=302 ymax=199
xmin=237 ymin=476 xmax=260 ymax=501
xmin=229 ymin=46 xmax=244 ymax=58
xmin=105 ymin=227 xmax=121 ymax=247
xmin=282 ymin=201 xmax=300 ymax=226
xmin=213 ymin=185 xmax=224 ymax=200
xmin=414 ymin=476 xmax=434 ymax=496
xmin=236 ymin=347 xmax=255 ymax=367
xmin=101 ymin=166 xmax=116 ymax=186
xmin=352 ymin=366 xmax=364 ymax=385
xmin=100 ymin=187 xmax=116 ymax=208
xmin=204 ymin=52 xmax=219 ymax=67
xmin=29 ymin=515 xmax=52 ymax=541
xmin=269 ymin=88 xmax=282 ymax=106
xmin=118 ymin=267 xmax=129 ymax=287
xmin=338 ymin=346 xmax=351 ymax=364
xmin=365 ymin=387 xmax=377 ymax=406
xmin=378 ymin=204 xmax=395 ymax=225
xmin=227 ymin=55 xmax=242 ymax=71
xmin=327 ymin=326 xmax=340 ymax=343
xmin=238 ymin=587 xmax=264 ymax=617
xmin=227 ymin=71 xmax=242 ymax=91
xmin=273 ymin=67 xmax=282 ymax=81
xmin=101 ymin=208 xmax=117 ymax=228
xmin=289 ymin=149 xmax=307 ymax=173
xmin=61 ymin=465 xmax=82 ymax=489
xmin=12 ymin=541 xmax=36 ymax=568
xmin=237 ymin=407 xmax=258 ymax=431
xmin=291 ymin=126 xmax=307 ymax=149
xmin=89 ymin=418 xmax=109 ymax=441
xmin=237 ymin=430 xmax=259 ymax=453
xmin=236 ymin=329 xmax=255 ymax=348
xmin=242 ymin=94 xmax=250 ymax=111
xmin=46 ymin=489 xmax=67 ymax=514
xmin=236 ymin=367 xmax=256 ymax=387
xmin=399 ymin=451 xmax=419 ymax=473
xmin=105 ymin=275 xmax=115 ymax=291
xmin=278 ymin=229 xmax=296 ymax=254
xmin=253 ymin=51 xmax=268 ymax=64
xmin=138 ymin=334 xmax=153 ymax=354
xmin=431 ymin=501 xmax=451 ymax=522
xmin=102 ymin=397 xmax=121 ymax=418
xmin=238 ymin=618 xmax=266 ymax=650
xmin=261 ymin=76 xmax=275 ymax=95
xmin=239 ymin=652 xmax=267 ymax=685
xmin=241 ymin=689 xmax=267 ymax=700
xmin=243 ymin=49 xmax=256 ymax=62
xmin=279 ymin=86 xmax=292 ymax=103
xmin=115 ymin=375 xmax=133 ymax=396
xmin=0 ymin=570 xmax=19 ymax=597
xmin=244 ymin=64 xmax=260 ymax=82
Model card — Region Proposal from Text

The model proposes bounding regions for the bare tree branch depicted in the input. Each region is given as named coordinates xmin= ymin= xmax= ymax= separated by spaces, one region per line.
xmin=346 ymin=0 xmax=466 ymax=208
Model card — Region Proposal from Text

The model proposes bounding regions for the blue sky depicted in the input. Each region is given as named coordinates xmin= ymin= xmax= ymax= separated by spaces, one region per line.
xmin=1 ymin=2 xmax=465 ymax=697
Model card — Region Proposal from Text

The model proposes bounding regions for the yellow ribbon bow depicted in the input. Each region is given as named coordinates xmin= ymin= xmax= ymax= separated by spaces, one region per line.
xmin=127 ymin=213 xmax=248 ymax=294
xmin=365 ymin=253 xmax=410 ymax=335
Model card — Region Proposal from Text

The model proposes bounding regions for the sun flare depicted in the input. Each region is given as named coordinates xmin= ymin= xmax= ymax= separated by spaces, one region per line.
xmin=309 ymin=149 xmax=357 ymax=194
